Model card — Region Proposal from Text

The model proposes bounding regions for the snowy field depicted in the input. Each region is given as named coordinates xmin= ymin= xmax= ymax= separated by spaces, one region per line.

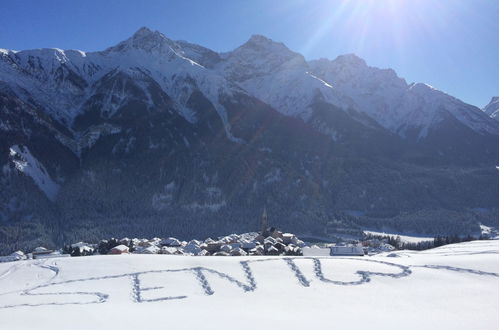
xmin=0 ymin=240 xmax=498 ymax=330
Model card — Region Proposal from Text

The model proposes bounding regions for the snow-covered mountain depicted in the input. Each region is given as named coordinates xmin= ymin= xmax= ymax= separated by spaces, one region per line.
xmin=209 ymin=35 xmax=499 ymax=141
xmin=2 ymin=27 xmax=498 ymax=143
xmin=483 ymin=96 xmax=499 ymax=121
xmin=0 ymin=27 xmax=248 ymax=143
xmin=309 ymin=56 xmax=499 ymax=139
xmin=214 ymin=35 xmax=353 ymax=120
xmin=1 ymin=27 xmax=499 ymax=253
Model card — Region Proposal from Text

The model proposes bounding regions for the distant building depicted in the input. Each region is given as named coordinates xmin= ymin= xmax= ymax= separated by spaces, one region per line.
xmin=10 ymin=251 xmax=26 ymax=259
xmin=0 ymin=251 xmax=27 ymax=263
xmin=31 ymin=247 xmax=69 ymax=259
xmin=302 ymin=247 xmax=331 ymax=256
xmin=32 ymin=247 xmax=55 ymax=259
xmin=136 ymin=245 xmax=160 ymax=254
xmin=109 ymin=245 xmax=130 ymax=254
xmin=330 ymin=246 xmax=365 ymax=256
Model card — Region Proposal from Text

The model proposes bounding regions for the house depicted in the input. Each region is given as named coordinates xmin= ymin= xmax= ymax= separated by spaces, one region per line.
xmin=0 ymin=251 xmax=27 ymax=263
xmin=302 ymin=247 xmax=331 ymax=256
xmin=183 ymin=242 xmax=202 ymax=255
xmin=330 ymin=246 xmax=365 ymax=256
xmin=197 ymin=249 xmax=210 ymax=256
xmin=205 ymin=242 xmax=222 ymax=253
xmin=32 ymin=247 xmax=69 ymax=259
xmin=108 ymin=245 xmax=130 ymax=254
xmin=266 ymin=246 xmax=280 ymax=255
xmin=32 ymin=247 xmax=56 ymax=259
xmin=161 ymin=237 xmax=181 ymax=247
xmin=230 ymin=248 xmax=247 ymax=256
xmin=71 ymin=242 xmax=94 ymax=255
xmin=136 ymin=239 xmax=154 ymax=248
xmin=10 ymin=251 xmax=26 ymax=260
xmin=240 ymin=241 xmax=257 ymax=250
xmin=136 ymin=246 xmax=160 ymax=254
xmin=220 ymin=244 xmax=232 ymax=253
xmin=282 ymin=233 xmax=295 ymax=244
xmin=160 ymin=246 xmax=181 ymax=255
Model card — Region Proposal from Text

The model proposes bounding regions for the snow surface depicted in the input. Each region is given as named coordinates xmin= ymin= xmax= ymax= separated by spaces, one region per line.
xmin=8 ymin=145 xmax=59 ymax=201
xmin=0 ymin=240 xmax=498 ymax=329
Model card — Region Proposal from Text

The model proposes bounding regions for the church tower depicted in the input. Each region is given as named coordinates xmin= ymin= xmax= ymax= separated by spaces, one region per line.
xmin=260 ymin=206 xmax=268 ymax=235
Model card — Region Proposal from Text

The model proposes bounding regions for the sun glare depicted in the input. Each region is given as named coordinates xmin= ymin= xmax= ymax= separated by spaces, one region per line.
xmin=297 ymin=0 xmax=466 ymax=73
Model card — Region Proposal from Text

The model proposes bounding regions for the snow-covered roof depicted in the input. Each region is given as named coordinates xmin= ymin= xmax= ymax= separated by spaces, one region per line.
xmin=10 ymin=251 xmax=25 ymax=257
xmin=33 ymin=247 xmax=49 ymax=253
xmin=302 ymin=247 xmax=330 ymax=257
xmin=110 ymin=245 xmax=129 ymax=252
xmin=136 ymin=246 xmax=160 ymax=254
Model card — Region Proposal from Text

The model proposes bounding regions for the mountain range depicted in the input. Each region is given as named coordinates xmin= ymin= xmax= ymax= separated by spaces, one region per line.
xmin=1 ymin=27 xmax=498 ymax=253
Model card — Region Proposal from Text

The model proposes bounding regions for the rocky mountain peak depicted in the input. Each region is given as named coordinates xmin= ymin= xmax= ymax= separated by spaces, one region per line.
xmin=311 ymin=54 xmax=402 ymax=86
xmin=237 ymin=34 xmax=302 ymax=61
xmin=130 ymin=27 xmax=173 ymax=47
xmin=219 ymin=34 xmax=306 ymax=82
xmin=104 ymin=27 xmax=178 ymax=55
xmin=246 ymin=34 xmax=278 ymax=46
xmin=132 ymin=26 xmax=158 ymax=39
xmin=331 ymin=53 xmax=367 ymax=67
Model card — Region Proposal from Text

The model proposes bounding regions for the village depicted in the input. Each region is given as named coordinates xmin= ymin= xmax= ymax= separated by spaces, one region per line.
xmin=0 ymin=209 xmax=402 ymax=262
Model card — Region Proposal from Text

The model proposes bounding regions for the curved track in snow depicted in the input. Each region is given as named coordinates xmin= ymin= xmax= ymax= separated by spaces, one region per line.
xmin=2 ymin=255 xmax=497 ymax=310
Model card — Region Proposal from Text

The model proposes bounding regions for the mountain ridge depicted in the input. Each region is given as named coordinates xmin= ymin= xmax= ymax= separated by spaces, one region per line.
xmin=1 ymin=27 xmax=498 ymax=254
xmin=2 ymin=27 xmax=498 ymax=138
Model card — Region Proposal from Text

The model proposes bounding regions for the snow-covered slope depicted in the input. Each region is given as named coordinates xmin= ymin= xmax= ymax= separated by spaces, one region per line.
xmin=8 ymin=145 xmax=60 ymax=201
xmin=0 ymin=27 xmax=245 ymax=142
xmin=98 ymin=28 xmax=245 ymax=142
xmin=309 ymin=56 xmax=499 ymax=138
xmin=0 ymin=47 xmax=91 ymax=124
xmin=215 ymin=35 xmax=352 ymax=120
xmin=483 ymin=96 xmax=499 ymax=121
xmin=0 ymin=240 xmax=498 ymax=330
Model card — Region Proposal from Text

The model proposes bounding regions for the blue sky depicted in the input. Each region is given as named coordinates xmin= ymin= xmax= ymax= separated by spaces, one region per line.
xmin=1 ymin=0 xmax=498 ymax=107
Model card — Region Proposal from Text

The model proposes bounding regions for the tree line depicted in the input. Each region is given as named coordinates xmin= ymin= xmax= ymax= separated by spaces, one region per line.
xmin=363 ymin=233 xmax=489 ymax=251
